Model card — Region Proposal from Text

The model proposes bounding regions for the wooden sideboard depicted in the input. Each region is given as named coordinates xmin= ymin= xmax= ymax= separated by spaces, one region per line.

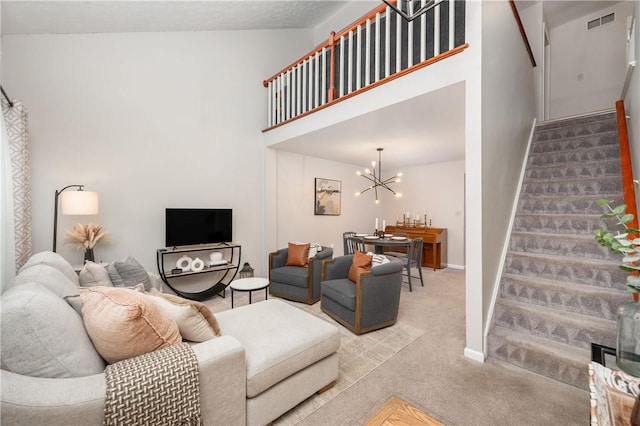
xmin=384 ymin=226 xmax=447 ymax=269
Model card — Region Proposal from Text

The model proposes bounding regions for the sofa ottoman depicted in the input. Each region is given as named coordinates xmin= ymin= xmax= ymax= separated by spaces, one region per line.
xmin=216 ymin=299 xmax=340 ymax=425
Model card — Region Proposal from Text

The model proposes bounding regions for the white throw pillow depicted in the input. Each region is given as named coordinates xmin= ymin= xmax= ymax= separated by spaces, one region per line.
xmin=368 ymin=252 xmax=390 ymax=266
xmin=146 ymin=289 xmax=221 ymax=342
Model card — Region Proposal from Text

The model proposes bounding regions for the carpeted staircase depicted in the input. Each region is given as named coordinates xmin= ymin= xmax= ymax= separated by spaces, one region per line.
xmin=487 ymin=109 xmax=632 ymax=390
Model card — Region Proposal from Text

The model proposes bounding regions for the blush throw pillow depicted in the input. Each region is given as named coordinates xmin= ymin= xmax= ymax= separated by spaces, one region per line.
xmin=80 ymin=286 xmax=181 ymax=364
xmin=348 ymin=251 xmax=373 ymax=282
xmin=147 ymin=289 xmax=221 ymax=342
xmin=286 ymin=242 xmax=311 ymax=267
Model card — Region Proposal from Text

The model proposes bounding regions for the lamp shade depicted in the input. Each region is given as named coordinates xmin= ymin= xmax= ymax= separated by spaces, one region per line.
xmin=60 ymin=191 xmax=99 ymax=215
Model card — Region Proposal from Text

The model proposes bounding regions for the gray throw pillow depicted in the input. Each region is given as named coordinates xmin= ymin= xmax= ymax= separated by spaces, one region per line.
xmin=79 ymin=261 xmax=113 ymax=287
xmin=107 ymin=256 xmax=152 ymax=292
xmin=0 ymin=283 xmax=106 ymax=378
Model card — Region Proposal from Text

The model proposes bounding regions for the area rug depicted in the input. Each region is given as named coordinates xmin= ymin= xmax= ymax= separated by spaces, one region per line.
xmin=204 ymin=293 xmax=424 ymax=425
xmin=364 ymin=395 xmax=445 ymax=426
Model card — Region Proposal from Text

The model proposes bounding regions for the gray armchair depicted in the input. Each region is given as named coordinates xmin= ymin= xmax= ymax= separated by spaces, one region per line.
xmin=268 ymin=246 xmax=333 ymax=304
xmin=320 ymin=254 xmax=403 ymax=334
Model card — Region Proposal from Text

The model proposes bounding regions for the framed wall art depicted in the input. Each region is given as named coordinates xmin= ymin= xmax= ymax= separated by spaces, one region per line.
xmin=314 ymin=178 xmax=341 ymax=215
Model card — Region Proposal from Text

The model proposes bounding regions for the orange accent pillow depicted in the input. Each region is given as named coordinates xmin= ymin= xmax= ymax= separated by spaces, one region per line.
xmin=348 ymin=251 xmax=373 ymax=282
xmin=286 ymin=242 xmax=311 ymax=267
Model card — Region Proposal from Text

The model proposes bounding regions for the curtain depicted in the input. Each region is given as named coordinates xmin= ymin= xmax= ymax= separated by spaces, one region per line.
xmin=1 ymin=96 xmax=31 ymax=280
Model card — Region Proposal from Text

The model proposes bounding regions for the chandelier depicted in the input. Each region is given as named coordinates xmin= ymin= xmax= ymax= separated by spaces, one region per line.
xmin=382 ymin=0 xmax=445 ymax=22
xmin=355 ymin=148 xmax=402 ymax=204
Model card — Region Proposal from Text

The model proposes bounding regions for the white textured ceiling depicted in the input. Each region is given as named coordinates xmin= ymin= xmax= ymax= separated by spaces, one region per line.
xmin=0 ymin=1 xmax=351 ymax=35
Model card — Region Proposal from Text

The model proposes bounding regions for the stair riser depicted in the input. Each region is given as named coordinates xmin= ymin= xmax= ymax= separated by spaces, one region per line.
xmin=493 ymin=302 xmax=616 ymax=350
xmin=487 ymin=332 xmax=588 ymax=389
xmin=517 ymin=196 xmax=625 ymax=215
xmin=529 ymin=145 xmax=621 ymax=166
xmin=531 ymin=132 xmax=618 ymax=154
xmin=504 ymin=254 xmax=628 ymax=290
xmin=535 ymin=121 xmax=617 ymax=142
xmin=499 ymin=276 xmax=629 ymax=320
xmin=521 ymin=177 xmax=622 ymax=197
xmin=524 ymin=160 xmax=621 ymax=181
xmin=508 ymin=234 xmax=619 ymax=261
xmin=512 ymin=215 xmax=613 ymax=235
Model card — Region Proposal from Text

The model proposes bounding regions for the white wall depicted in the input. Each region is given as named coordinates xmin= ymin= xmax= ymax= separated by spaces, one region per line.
xmin=313 ymin=1 xmax=380 ymax=45
xmin=274 ymin=150 xmax=381 ymax=254
xmin=519 ymin=2 xmax=545 ymax=120
xmin=481 ymin=0 xmax=536 ymax=344
xmin=1 ymin=29 xmax=313 ymax=276
xmin=381 ymin=160 xmax=465 ymax=268
xmin=549 ymin=1 xmax=635 ymax=118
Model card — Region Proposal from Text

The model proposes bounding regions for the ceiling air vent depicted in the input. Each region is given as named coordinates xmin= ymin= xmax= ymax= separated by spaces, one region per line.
xmin=587 ymin=12 xmax=615 ymax=30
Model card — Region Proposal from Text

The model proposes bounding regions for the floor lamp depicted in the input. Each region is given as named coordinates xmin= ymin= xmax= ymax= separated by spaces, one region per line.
xmin=53 ymin=185 xmax=99 ymax=252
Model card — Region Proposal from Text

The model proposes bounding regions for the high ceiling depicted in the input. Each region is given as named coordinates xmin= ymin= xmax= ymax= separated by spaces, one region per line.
xmin=0 ymin=1 xmax=354 ymax=34
xmin=0 ymin=1 xmax=624 ymax=169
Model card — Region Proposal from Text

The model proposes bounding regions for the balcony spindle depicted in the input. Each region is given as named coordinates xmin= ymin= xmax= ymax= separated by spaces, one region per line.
xmin=356 ymin=25 xmax=362 ymax=90
xmin=262 ymin=0 xmax=467 ymax=129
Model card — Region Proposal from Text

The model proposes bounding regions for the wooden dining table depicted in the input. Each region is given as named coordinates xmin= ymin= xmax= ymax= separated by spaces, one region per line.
xmin=349 ymin=234 xmax=411 ymax=255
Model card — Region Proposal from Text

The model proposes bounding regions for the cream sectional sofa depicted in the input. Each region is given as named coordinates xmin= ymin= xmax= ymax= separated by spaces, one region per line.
xmin=1 ymin=252 xmax=340 ymax=426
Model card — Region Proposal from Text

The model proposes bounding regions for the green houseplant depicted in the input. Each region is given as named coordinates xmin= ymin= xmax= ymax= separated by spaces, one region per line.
xmin=595 ymin=199 xmax=640 ymax=376
xmin=594 ymin=199 xmax=640 ymax=293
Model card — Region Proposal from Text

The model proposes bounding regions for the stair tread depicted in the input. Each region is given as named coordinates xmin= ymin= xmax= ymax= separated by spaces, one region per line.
xmin=497 ymin=297 xmax=617 ymax=328
xmin=501 ymin=272 xmax=628 ymax=297
xmin=490 ymin=325 xmax=591 ymax=363
xmin=536 ymin=110 xmax=615 ymax=128
xmin=506 ymin=250 xmax=620 ymax=267
xmin=510 ymin=231 xmax=599 ymax=240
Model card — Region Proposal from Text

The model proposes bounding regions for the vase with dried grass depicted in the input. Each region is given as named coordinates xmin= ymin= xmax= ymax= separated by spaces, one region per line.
xmin=65 ymin=223 xmax=110 ymax=263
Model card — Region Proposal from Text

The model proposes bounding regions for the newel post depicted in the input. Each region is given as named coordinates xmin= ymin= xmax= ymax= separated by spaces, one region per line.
xmin=328 ymin=31 xmax=337 ymax=102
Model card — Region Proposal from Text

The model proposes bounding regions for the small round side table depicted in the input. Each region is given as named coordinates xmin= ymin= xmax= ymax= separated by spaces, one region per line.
xmin=229 ymin=277 xmax=269 ymax=308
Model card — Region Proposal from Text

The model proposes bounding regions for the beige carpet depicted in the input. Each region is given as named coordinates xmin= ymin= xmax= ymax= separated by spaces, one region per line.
xmin=204 ymin=292 xmax=424 ymax=425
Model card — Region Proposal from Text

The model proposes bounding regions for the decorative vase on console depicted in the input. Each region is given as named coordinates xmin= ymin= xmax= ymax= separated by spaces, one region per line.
xmin=84 ymin=247 xmax=95 ymax=263
xmin=595 ymin=200 xmax=640 ymax=376
xmin=65 ymin=223 xmax=110 ymax=264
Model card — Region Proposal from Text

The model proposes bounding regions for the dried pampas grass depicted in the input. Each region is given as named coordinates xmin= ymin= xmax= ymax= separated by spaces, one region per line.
xmin=66 ymin=223 xmax=110 ymax=250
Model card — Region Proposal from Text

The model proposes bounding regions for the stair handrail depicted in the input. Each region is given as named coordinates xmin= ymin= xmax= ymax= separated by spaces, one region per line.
xmin=615 ymin=99 xmax=639 ymax=231
xmin=508 ymin=0 xmax=536 ymax=67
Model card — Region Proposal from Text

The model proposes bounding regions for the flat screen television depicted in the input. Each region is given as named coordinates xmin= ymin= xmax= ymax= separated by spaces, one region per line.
xmin=165 ymin=208 xmax=232 ymax=247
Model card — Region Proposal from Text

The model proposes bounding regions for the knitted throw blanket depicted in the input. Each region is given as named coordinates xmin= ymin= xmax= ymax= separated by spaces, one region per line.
xmin=104 ymin=343 xmax=201 ymax=426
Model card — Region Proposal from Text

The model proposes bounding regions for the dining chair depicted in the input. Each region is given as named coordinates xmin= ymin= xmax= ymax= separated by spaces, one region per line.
xmin=404 ymin=237 xmax=425 ymax=291
xmin=342 ymin=231 xmax=356 ymax=255
xmin=384 ymin=232 xmax=409 ymax=258
xmin=345 ymin=236 xmax=366 ymax=255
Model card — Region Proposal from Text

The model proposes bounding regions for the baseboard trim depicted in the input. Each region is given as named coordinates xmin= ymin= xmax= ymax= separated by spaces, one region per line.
xmin=444 ymin=264 xmax=465 ymax=270
xmin=464 ymin=347 xmax=486 ymax=363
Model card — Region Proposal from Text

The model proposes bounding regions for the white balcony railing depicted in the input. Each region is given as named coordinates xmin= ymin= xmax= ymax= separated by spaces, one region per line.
xmin=263 ymin=0 xmax=468 ymax=130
